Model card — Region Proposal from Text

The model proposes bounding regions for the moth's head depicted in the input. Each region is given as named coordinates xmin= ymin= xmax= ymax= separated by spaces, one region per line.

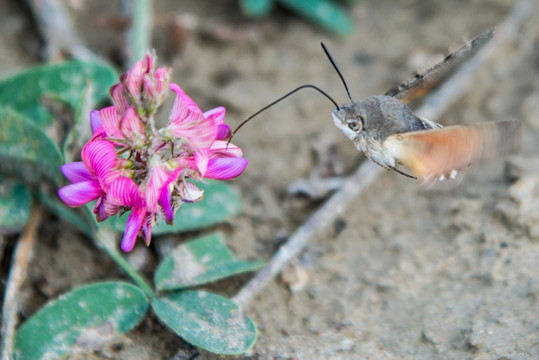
xmin=331 ymin=103 xmax=366 ymax=141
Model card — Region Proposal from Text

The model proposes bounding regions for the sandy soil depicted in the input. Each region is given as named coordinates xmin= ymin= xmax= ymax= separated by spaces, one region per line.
xmin=1 ymin=0 xmax=538 ymax=359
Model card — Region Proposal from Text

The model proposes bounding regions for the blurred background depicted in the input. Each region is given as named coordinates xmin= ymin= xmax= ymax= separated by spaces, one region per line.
xmin=1 ymin=0 xmax=538 ymax=358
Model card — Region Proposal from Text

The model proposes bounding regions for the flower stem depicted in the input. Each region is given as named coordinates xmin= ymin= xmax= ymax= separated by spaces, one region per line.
xmin=94 ymin=228 xmax=156 ymax=298
xmin=126 ymin=0 xmax=153 ymax=66
xmin=43 ymin=192 xmax=155 ymax=297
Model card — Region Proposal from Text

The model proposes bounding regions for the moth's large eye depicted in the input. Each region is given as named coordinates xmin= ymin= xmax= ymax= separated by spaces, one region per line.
xmin=347 ymin=116 xmax=363 ymax=132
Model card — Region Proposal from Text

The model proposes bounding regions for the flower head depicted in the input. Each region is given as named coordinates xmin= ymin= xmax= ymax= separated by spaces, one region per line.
xmin=58 ymin=52 xmax=247 ymax=252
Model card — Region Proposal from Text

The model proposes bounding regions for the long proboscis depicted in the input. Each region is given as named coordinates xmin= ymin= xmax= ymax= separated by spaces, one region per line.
xmin=320 ymin=42 xmax=354 ymax=103
xmin=230 ymin=84 xmax=340 ymax=140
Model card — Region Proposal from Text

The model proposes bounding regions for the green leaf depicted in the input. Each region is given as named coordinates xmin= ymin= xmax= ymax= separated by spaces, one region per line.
xmin=278 ymin=0 xmax=353 ymax=35
xmin=0 ymin=180 xmax=31 ymax=234
xmin=155 ymin=233 xmax=263 ymax=291
xmin=14 ymin=281 xmax=149 ymax=360
xmin=240 ymin=0 xmax=274 ymax=17
xmin=104 ymin=181 xmax=243 ymax=235
xmin=0 ymin=108 xmax=64 ymax=186
xmin=0 ymin=61 xmax=118 ymax=127
xmin=151 ymin=290 xmax=257 ymax=355
xmin=63 ymin=82 xmax=95 ymax=161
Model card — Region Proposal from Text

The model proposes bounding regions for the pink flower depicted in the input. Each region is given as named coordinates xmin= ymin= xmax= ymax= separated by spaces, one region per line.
xmin=106 ymin=177 xmax=148 ymax=252
xmin=111 ymin=51 xmax=170 ymax=117
xmin=58 ymin=140 xmax=118 ymax=213
xmin=144 ymin=162 xmax=182 ymax=223
xmin=58 ymin=51 xmax=248 ymax=252
xmin=165 ymin=84 xmax=217 ymax=150
xmin=185 ymin=141 xmax=248 ymax=180
xmin=98 ymin=106 xmax=146 ymax=147
xmin=204 ymin=107 xmax=231 ymax=140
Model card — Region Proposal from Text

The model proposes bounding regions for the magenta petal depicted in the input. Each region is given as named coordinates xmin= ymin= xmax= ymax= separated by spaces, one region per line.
xmin=154 ymin=67 xmax=170 ymax=95
xmin=119 ymin=107 xmax=145 ymax=142
xmin=82 ymin=140 xmax=117 ymax=180
xmin=58 ymin=180 xmax=103 ymax=207
xmin=93 ymin=196 xmax=120 ymax=221
xmin=142 ymin=220 xmax=152 ymax=246
xmin=210 ymin=141 xmax=243 ymax=158
xmin=158 ymin=187 xmax=174 ymax=224
xmin=195 ymin=150 xmax=209 ymax=176
xmin=142 ymin=52 xmax=155 ymax=73
xmin=204 ymin=107 xmax=229 ymax=139
xmin=98 ymin=106 xmax=123 ymax=139
xmin=108 ymin=177 xmax=140 ymax=207
xmin=124 ymin=58 xmax=147 ymax=97
xmin=167 ymin=115 xmax=218 ymax=150
xmin=90 ymin=110 xmax=102 ymax=134
xmin=93 ymin=197 xmax=107 ymax=221
xmin=121 ymin=207 xmax=145 ymax=252
xmin=61 ymin=162 xmax=93 ymax=183
xmin=146 ymin=166 xmax=166 ymax=211
xmin=204 ymin=158 xmax=248 ymax=180
xmin=203 ymin=106 xmax=226 ymax=124
xmin=110 ymin=84 xmax=129 ymax=115
xmin=142 ymin=75 xmax=156 ymax=100
xmin=168 ymin=83 xmax=203 ymax=125
xmin=89 ymin=110 xmax=105 ymax=139
xmin=216 ymin=124 xmax=231 ymax=140
xmin=145 ymin=165 xmax=181 ymax=212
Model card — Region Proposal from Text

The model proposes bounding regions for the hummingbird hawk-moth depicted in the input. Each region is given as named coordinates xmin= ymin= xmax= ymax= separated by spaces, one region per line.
xmin=233 ymin=29 xmax=521 ymax=182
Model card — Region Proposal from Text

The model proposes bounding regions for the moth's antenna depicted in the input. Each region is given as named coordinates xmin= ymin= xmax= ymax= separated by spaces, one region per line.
xmin=321 ymin=42 xmax=354 ymax=103
xmin=230 ymin=84 xmax=339 ymax=138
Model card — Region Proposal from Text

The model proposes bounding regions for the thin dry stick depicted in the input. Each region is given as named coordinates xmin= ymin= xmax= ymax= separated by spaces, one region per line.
xmin=1 ymin=205 xmax=42 ymax=360
xmin=123 ymin=0 xmax=153 ymax=66
xmin=28 ymin=0 xmax=104 ymax=62
xmin=233 ymin=1 xmax=531 ymax=310
xmin=0 ymin=236 xmax=6 ymax=265
xmin=418 ymin=1 xmax=531 ymax=120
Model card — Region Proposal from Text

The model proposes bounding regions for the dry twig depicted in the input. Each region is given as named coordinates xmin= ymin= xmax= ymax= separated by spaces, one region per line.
xmin=28 ymin=0 xmax=103 ymax=62
xmin=1 ymin=205 xmax=42 ymax=360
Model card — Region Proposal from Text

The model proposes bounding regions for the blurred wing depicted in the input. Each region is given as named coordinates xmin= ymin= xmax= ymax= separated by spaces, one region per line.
xmin=385 ymin=29 xmax=494 ymax=104
xmin=383 ymin=121 xmax=521 ymax=182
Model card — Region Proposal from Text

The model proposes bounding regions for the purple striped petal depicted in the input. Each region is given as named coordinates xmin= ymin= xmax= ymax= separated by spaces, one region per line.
xmin=203 ymin=106 xmax=226 ymax=124
xmin=168 ymin=83 xmax=203 ymax=125
xmin=119 ymin=107 xmax=145 ymax=143
xmin=158 ymin=186 xmax=174 ymax=224
xmin=107 ymin=177 xmax=140 ymax=207
xmin=216 ymin=124 xmax=231 ymax=140
xmin=195 ymin=149 xmax=209 ymax=176
xmin=142 ymin=218 xmax=152 ymax=246
xmin=82 ymin=140 xmax=117 ymax=181
xmin=90 ymin=110 xmax=102 ymax=134
xmin=209 ymin=141 xmax=243 ymax=158
xmin=145 ymin=165 xmax=180 ymax=212
xmin=121 ymin=207 xmax=145 ymax=252
xmin=110 ymin=84 xmax=129 ymax=115
xmin=93 ymin=196 xmax=121 ymax=221
xmin=204 ymin=107 xmax=229 ymax=139
xmin=124 ymin=58 xmax=147 ymax=98
xmin=154 ymin=67 xmax=170 ymax=95
xmin=204 ymin=158 xmax=248 ymax=180
xmin=167 ymin=116 xmax=218 ymax=150
xmin=61 ymin=162 xmax=93 ymax=183
xmin=98 ymin=106 xmax=123 ymax=139
xmin=58 ymin=180 xmax=103 ymax=207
